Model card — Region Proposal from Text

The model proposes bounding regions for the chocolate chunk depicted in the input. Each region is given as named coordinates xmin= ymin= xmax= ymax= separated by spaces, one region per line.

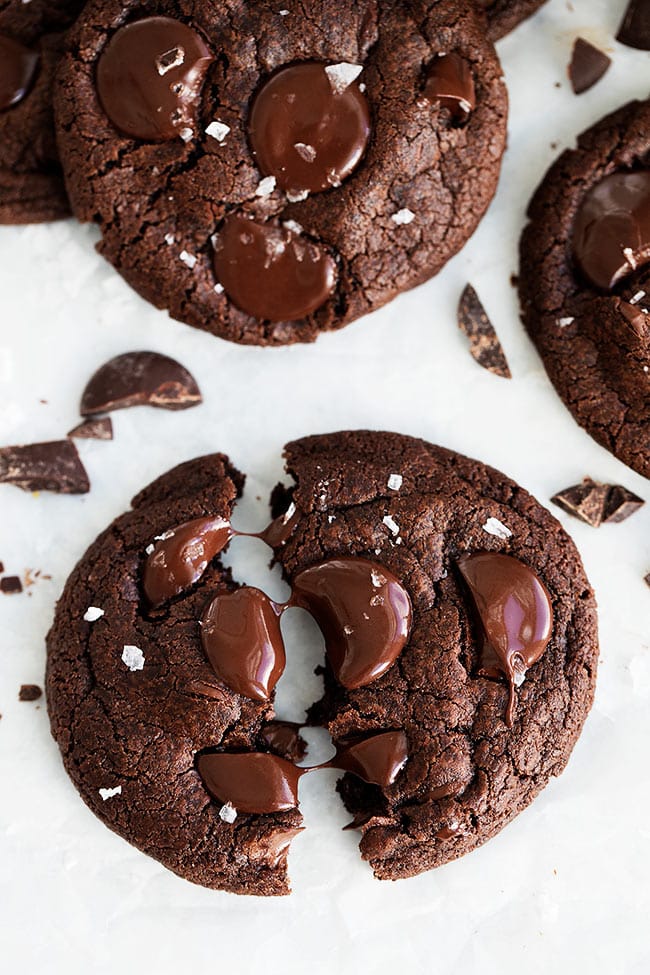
xmin=19 ymin=684 xmax=42 ymax=701
xmin=143 ymin=517 xmax=234 ymax=607
xmin=457 ymin=552 xmax=553 ymax=726
xmin=80 ymin=352 xmax=202 ymax=416
xmin=328 ymin=731 xmax=408 ymax=788
xmin=258 ymin=504 xmax=300 ymax=548
xmin=197 ymin=752 xmax=303 ymax=814
xmin=424 ymin=54 xmax=476 ymax=122
xmin=0 ymin=34 xmax=40 ymax=112
xmin=260 ymin=722 xmax=307 ymax=762
xmin=645 ymin=572 xmax=650 ymax=588
xmin=0 ymin=562 xmax=4 ymax=573
xmin=96 ymin=17 xmax=213 ymax=141
xmin=617 ymin=1 xmax=650 ymax=51
xmin=458 ymin=284 xmax=512 ymax=378
xmin=291 ymin=557 xmax=412 ymax=690
xmin=249 ymin=62 xmax=371 ymax=195
xmin=572 ymin=171 xmax=650 ymax=291
xmin=201 ymin=587 xmax=286 ymax=701
xmin=67 ymin=417 xmax=114 ymax=441
xmin=551 ymin=479 xmax=645 ymax=527
xmin=568 ymin=38 xmax=611 ymax=95
xmin=213 ymin=215 xmax=337 ymax=322
xmin=1 ymin=575 xmax=23 ymax=594
xmin=0 ymin=441 xmax=90 ymax=494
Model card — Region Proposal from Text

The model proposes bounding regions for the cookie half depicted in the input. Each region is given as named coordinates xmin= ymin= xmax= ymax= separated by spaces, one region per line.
xmin=47 ymin=432 xmax=598 ymax=893
xmin=519 ymin=99 xmax=650 ymax=479
xmin=54 ymin=1 xmax=508 ymax=346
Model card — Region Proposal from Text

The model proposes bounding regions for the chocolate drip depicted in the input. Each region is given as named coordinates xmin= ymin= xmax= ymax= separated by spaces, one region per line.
xmin=323 ymin=730 xmax=408 ymax=788
xmin=0 ymin=34 xmax=39 ymax=112
xmin=143 ymin=517 xmax=234 ymax=607
xmin=258 ymin=504 xmax=300 ymax=548
xmin=197 ymin=752 xmax=303 ymax=814
xmin=260 ymin=721 xmax=307 ymax=761
xmin=424 ymin=54 xmax=475 ymax=122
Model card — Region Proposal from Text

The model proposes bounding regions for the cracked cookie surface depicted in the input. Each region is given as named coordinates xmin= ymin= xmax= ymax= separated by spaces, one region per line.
xmin=54 ymin=0 xmax=507 ymax=346
xmin=519 ymin=100 xmax=650 ymax=479
xmin=477 ymin=0 xmax=548 ymax=41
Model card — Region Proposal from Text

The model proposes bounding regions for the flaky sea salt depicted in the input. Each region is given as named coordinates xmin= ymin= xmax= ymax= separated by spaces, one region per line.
xmin=122 ymin=645 xmax=145 ymax=672
xmin=99 ymin=786 xmax=122 ymax=801
xmin=286 ymin=189 xmax=309 ymax=203
xmin=206 ymin=120 xmax=231 ymax=142
xmin=294 ymin=142 xmax=317 ymax=162
xmin=164 ymin=233 xmax=175 ymax=245
xmin=179 ymin=250 xmax=197 ymax=269
xmin=179 ymin=127 xmax=194 ymax=143
xmin=325 ymin=62 xmax=363 ymax=95
xmin=556 ymin=316 xmax=575 ymax=327
xmin=387 ymin=473 xmax=403 ymax=491
xmin=283 ymin=219 xmax=304 ymax=235
xmin=256 ymin=175 xmax=277 ymax=197
xmin=371 ymin=568 xmax=387 ymax=588
xmin=145 ymin=543 xmax=155 ymax=555
xmin=84 ymin=607 xmax=104 ymax=622
xmin=214 ymin=282 xmax=225 ymax=294
xmin=343 ymin=625 xmax=354 ymax=635
xmin=630 ymin=291 xmax=646 ymax=305
xmin=392 ymin=208 xmax=415 ymax=226
xmin=482 ymin=517 xmax=512 ymax=540
xmin=382 ymin=515 xmax=400 ymax=536
xmin=219 ymin=802 xmax=238 ymax=823
xmin=156 ymin=46 xmax=185 ymax=76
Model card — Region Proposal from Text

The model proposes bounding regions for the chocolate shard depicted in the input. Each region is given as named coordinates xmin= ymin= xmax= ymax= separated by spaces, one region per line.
xmin=80 ymin=351 xmax=202 ymax=416
xmin=0 ymin=441 xmax=90 ymax=494
xmin=458 ymin=284 xmax=512 ymax=379
xmin=569 ymin=37 xmax=611 ymax=95
xmin=551 ymin=478 xmax=644 ymax=527
xmin=617 ymin=0 xmax=650 ymax=51
xmin=68 ymin=417 xmax=114 ymax=441
xmin=19 ymin=684 xmax=42 ymax=702
xmin=1 ymin=576 xmax=23 ymax=594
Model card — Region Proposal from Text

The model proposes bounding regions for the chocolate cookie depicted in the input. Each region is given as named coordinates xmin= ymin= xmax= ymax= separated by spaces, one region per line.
xmin=0 ymin=0 xmax=85 ymax=223
xmin=519 ymin=100 xmax=650 ymax=479
xmin=46 ymin=432 xmax=598 ymax=893
xmin=54 ymin=1 xmax=508 ymax=346
xmin=476 ymin=0 xmax=548 ymax=41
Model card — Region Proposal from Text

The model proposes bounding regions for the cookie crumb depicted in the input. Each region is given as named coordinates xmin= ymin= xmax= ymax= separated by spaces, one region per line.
xmin=84 ymin=606 xmax=105 ymax=622
xmin=19 ymin=684 xmax=42 ymax=701
xmin=122 ymin=645 xmax=145 ymax=671
xmin=482 ymin=517 xmax=512 ymax=539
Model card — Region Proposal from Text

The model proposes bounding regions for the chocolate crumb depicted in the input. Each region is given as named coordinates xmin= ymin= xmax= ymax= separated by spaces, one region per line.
xmin=617 ymin=1 xmax=650 ymax=51
xmin=1 ymin=576 xmax=23 ymax=594
xmin=68 ymin=417 xmax=114 ymax=441
xmin=19 ymin=684 xmax=42 ymax=701
xmin=551 ymin=479 xmax=645 ymax=527
xmin=0 ymin=441 xmax=90 ymax=494
xmin=0 ymin=561 xmax=4 ymax=573
xmin=569 ymin=38 xmax=611 ymax=95
xmin=80 ymin=352 xmax=202 ymax=416
xmin=458 ymin=284 xmax=511 ymax=378
xmin=645 ymin=573 xmax=650 ymax=589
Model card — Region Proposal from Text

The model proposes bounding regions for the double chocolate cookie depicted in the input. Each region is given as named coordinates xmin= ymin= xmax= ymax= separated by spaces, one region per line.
xmin=0 ymin=0 xmax=85 ymax=223
xmin=519 ymin=100 xmax=650 ymax=479
xmin=476 ymin=0 xmax=549 ymax=41
xmin=54 ymin=1 xmax=508 ymax=346
xmin=46 ymin=431 xmax=598 ymax=894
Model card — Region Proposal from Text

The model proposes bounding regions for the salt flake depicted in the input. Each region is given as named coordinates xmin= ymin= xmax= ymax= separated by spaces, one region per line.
xmin=256 ymin=175 xmax=277 ymax=197
xmin=219 ymin=802 xmax=238 ymax=823
xmin=482 ymin=517 xmax=512 ymax=540
xmin=556 ymin=316 xmax=575 ymax=328
xmin=382 ymin=515 xmax=400 ymax=536
xmin=122 ymin=645 xmax=145 ymax=672
xmin=206 ymin=120 xmax=231 ymax=143
xmin=99 ymin=786 xmax=122 ymax=801
xmin=294 ymin=142 xmax=317 ymax=162
xmin=387 ymin=473 xmax=403 ymax=491
xmin=325 ymin=62 xmax=363 ymax=95
xmin=179 ymin=250 xmax=197 ymax=269
xmin=84 ymin=606 xmax=105 ymax=623
xmin=392 ymin=208 xmax=415 ymax=226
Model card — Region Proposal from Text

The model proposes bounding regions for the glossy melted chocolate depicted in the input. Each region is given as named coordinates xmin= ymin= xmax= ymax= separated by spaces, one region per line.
xmin=0 ymin=34 xmax=39 ymax=113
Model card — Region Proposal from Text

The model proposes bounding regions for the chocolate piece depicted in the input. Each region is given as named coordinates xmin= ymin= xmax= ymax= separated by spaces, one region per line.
xmin=260 ymin=722 xmax=307 ymax=762
xmin=201 ymin=587 xmax=286 ymax=701
xmin=617 ymin=1 xmax=650 ymax=51
xmin=1 ymin=575 xmax=23 ymax=594
xmin=96 ymin=17 xmax=213 ymax=141
xmin=67 ymin=417 xmax=114 ymax=441
xmin=457 ymin=552 xmax=554 ymax=725
xmin=327 ymin=731 xmax=408 ymax=788
xmin=458 ymin=284 xmax=512 ymax=378
xmin=213 ymin=215 xmax=337 ymax=323
xmin=424 ymin=54 xmax=476 ymax=123
xmin=19 ymin=684 xmax=42 ymax=701
xmin=0 ymin=440 xmax=90 ymax=494
xmin=572 ymin=171 xmax=650 ymax=291
xmin=291 ymin=557 xmax=412 ymax=690
xmin=0 ymin=34 xmax=39 ymax=112
xmin=143 ymin=517 xmax=234 ymax=607
xmin=198 ymin=752 xmax=303 ymax=814
xmin=645 ymin=572 xmax=650 ymax=588
xmin=249 ymin=61 xmax=371 ymax=195
xmin=259 ymin=504 xmax=300 ymax=548
xmin=551 ymin=479 xmax=645 ymax=527
xmin=0 ymin=562 xmax=4 ymax=573
xmin=568 ymin=38 xmax=611 ymax=95
xmin=80 ymin=351 xmax=202 ymax=415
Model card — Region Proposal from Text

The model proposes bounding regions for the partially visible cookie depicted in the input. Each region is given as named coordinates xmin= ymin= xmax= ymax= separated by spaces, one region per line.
xmin=0 ymin=0 xmax=85 ymax=223
xmin=519 ymin=99 xmax=650 ymax=478
xmin=476 ymin=0 xmax=549 ymax=41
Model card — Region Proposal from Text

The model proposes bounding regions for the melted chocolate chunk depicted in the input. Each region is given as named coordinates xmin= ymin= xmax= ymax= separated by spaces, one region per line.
xmin=424 ymin=54 xmax=476 ymax=122
xmin=0 ymin=34 xmax=39 ymax=113
xmin=213 ymin=215 xmax=337 ymax=322
xmin=327 ymin=731 xmax=408 ymax=788
xmin=617 ymin=1 xmax=650 ymax=51
xmin=96 ymin=17 xmax=213 ymax=141
xmin=568 ymin=38 xmax=611 ymax=95
xmin=458 ymin=283 xmax=511 ymax=378
xmin=67 ymin=417 xmax=114 ymax=441
xmin=80 ymin=352 xmax=202 ymax=415
xmin=551 ymin=478 xmax=645 ymax=527
xmin=201 ymin=587 xmax=286 ymax=701
xmin=260 ymin=721 xmax=307 ymax=762
xmin=572 ymin=171 xmax=650 ymax=291
xmin=19 ymin=684 xmax=42 ymax=702
xmin=258 ymin=504 xmax=300 ymax=548
xmin=457 ymin=552 xmax=553 ymax=726
xmin=197 ymin=752 xmax=303 ymax=814
xmin=1 ymin=576 xmax=23 ymax=595
xmin=291 ymin=557 xmax=412 ymax=690
xmin=0 ymin=441 xmax=90 ymax=494
xmin=143 ymin=517 xmax=234 ymax=607
xmin=249 ymin=61 xmax=371 ymax=195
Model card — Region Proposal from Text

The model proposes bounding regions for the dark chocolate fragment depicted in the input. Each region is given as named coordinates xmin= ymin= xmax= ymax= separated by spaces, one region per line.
xmin=645 ymin=572 xmax=650 ymax=588
xmin=258 ymin=504 xmax=300 ymax=548
xmin=458 ymin=284 xmax=512 ymax=378
xmin=143 ymin=517 xmax=234 ymax=607
xmin=249 ymin=61 xmax=371 ymax=195
xmin=0 ymin=34 xmax=40 ymax=112
xmin=569 ymin=38 xmax=611 ymax=95
xmin=19 ymin=684 xmax=42 ymax=701
xmin=80 ymin=352 xmax=202 ymax=415
xmin=0 ymin=441 xmax=90 ymax=494
xmin=617 ymin=1 xmax=650 ymax=51
xmin=424 ymin=54 xmax=476 ymax=122
xmin=213 ymin=215 xmax=337 ymax=322
xmin=197 ymin=752 xmax=303 ymax=814
xmin=551 ymin=479 xmax=645 ymax=527
xmin=1 ymin=575 xmax=23 ymax=594
xmin=67 ymin=417 xmax=114 ymax=441
xmin=96 ymin=17 xmax=213 ymax=141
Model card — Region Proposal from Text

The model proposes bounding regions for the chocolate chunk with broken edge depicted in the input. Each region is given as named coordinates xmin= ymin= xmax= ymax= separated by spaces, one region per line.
xmin=569 ymin=38 xmax=611 ymax=95
xmin=551 ymin=479 xmax=644 ymax=527
xmin=1 ymin=576 xmax=23 ymax=594
xmin=458 ymin=284 xmax=511 ymax=378
xmin=19 ymin=684 xmax=42 ymax=701
xmin=80 ymin=352 xmax=202 ymax=416
xmin=617 ymin=0 xmax=650 ymax=51
xmin=0 ymin=441 xmax=90 ymax=494
xmin=68 ymin=417 xmax=113 ymax=441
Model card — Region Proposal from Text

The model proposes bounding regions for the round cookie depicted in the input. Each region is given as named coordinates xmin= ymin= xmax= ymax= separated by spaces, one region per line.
xmin=54 ymin=1 xmax=508 ymax=346
xmin=519 ymin=100 xmax=650 ymax=479
xmin=46 ymin=432 xmax=598 ymax=892
xmin=477 ymin=0 xmax=549 ymax=41
xmin=0 ymin=0 xmax=85 ymax=223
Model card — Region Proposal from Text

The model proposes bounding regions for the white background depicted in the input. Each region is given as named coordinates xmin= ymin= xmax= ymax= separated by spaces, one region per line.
xmin=1 ymin=0 xmax=649 ymax=972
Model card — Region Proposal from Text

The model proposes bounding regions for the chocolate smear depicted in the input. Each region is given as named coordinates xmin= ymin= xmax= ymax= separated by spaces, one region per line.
xmin=0 ymin=441 xmax=90 ymax=494
xmin=458 ymin=284 xmax=511 ymax=378
xmin=569 ymin=38 xmax=611 ymax=95
xmin=551 ymin=478 xmax=645 ymax=527
xmin=0 ymin=34 xmax=39 ymax=112
xmin=80 ymin=352 xmax=202 ymax=416
xmin=68 ymin=417 xmax=114 ymax=441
